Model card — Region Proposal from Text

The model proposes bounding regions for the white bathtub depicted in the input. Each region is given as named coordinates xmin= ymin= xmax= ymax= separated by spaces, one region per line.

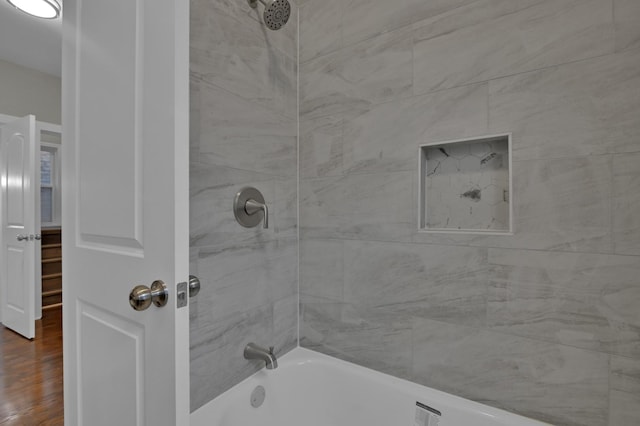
xmin=191 ymin=348 xmax=551 ymax=426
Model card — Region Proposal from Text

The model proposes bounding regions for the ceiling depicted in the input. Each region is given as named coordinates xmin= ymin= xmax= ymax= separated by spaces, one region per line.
xmin=0 ymin=1 xmax=62 ymax=77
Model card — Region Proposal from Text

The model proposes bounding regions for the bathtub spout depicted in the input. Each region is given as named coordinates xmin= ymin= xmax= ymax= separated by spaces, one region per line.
xmin=244 ymin=343 xmax=278 ymax=370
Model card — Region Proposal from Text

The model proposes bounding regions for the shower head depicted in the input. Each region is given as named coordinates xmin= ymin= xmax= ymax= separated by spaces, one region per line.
xmin=249 ymin=0 xmax=291 ymax=31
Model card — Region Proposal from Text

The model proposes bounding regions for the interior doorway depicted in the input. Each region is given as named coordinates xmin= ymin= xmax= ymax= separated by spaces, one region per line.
xmin=0 ymin=113 xmax=63 ymax=424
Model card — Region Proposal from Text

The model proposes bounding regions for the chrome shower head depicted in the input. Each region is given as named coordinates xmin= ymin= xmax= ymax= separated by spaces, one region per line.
xmin=249 ymin=0 xmax=291 ymax=31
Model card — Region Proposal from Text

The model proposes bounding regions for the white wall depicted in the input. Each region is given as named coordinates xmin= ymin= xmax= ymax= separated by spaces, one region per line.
xmin=0 ymin=59 xmax=60 ymax=124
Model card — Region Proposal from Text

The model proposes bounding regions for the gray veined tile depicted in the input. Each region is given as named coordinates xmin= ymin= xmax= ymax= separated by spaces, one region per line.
xmin=609 ymin=390 xmax=640 ymax=426
xmin=506 ymin=156 xmax=613 ymax=253
xmin=193 ymin=82 xmax=297 ymax=177
xmin=273 ymin=176 xmax=298 ymax=239
xmin=194 ymin=238 xmax=298 ymax=324
xmin=272 ymin=295 xmax=299 ymax=355
xmin=610 ymin=356 xmax=640 ymax=425
xmin=340 ymin=0 xmax=418 ymax=47
xmin=489 ymin=49 xmax=640 ymax=160
xmin=190 ymin=305 xmax=273 ymax=412
xmin=189 ymin=79 xmax=202 ymax=156
xmin=343 ymin=241 xmax=488 ymax=326
xmin=413 ymin=0 xmax=615 ymax=95
xmin=300 ymin=115 xmax=343 ymax=178
xmin=190 ymin=303 xmax=270 ymax=361
xmin=611 ymin=355 xmax=640 ymax=395
xmin=337 ymin=26 xmax=413 ymax=103
xmin=189 ymin=0 xmax=299 ymax=413
xmin=300 ymin=25 xmax=414 ymax=121
xmin=299 ymin=239 xmax=344 ymax=301
xmin=341 ymin=0 xmax=479 ymax=47
xmin=191 ymin=1 xmax=297 ymax=119
xmin=300 ymin=54 xmax=371 ymax=120
xmin=299 ymin=171 xmax=415 ymax=242
xmin=613 ymin=153 xmax=640 ymax=255
xmin=411 ymin=318 xmax=609 ymax=426
xmin=190 ymin=0 xmax=256 ymax=28
xmin=189 ymin=163 xmax=277 ymax=248
xmin=487 ymin=249 xmax=640 ymax=358
xmin=190 ymin=0 xmax=298 ymax=59
xmin=412 ymin=0 xmax=544 ymax=42
xmin=614 ymin=0 xmax=640 ymax=52
xmin=299 ymin=0 xmax=343 ymax=62
xmin=342 ymin=83 xmax=488 ymax=175
xmin=300 ymin=302 xmax=413 ymax=380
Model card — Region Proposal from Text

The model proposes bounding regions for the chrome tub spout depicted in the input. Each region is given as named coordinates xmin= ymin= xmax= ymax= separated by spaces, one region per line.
xmin=244 ymin=342 xmax=278 ymax=370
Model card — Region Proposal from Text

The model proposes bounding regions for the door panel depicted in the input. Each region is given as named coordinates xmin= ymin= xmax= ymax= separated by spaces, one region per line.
xmin=7 ymin=247 xmax=25 ymax=309
xmin=76 ymin=0 xmax=141 ymax=249
xmin=78 ymin=302 xmax=144 ymax=425
xmin=6 ymin=135 xmax=24 ymax=225
xmin=0 ymin=115 xmax=37 ymax=339
xmin=63 ymin=0 xmax=190 ymax=424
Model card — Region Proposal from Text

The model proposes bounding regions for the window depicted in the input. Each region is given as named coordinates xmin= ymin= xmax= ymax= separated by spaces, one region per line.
xmin=40 ymin=143 xmax=60 ymax=225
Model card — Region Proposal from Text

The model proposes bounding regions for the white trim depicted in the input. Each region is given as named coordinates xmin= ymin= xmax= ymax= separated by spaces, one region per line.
xmin=0 ymin=113 xmax=19 ymax=124
xmin=418 ymin=133 xmax=514 ymax=236
xmin=37 ymin=121 xmax=63 ymax=134
xmin=418 ymin=132 xmax=513 ymax=148
xmin=0 ymin=113 xmax=62 ymax=134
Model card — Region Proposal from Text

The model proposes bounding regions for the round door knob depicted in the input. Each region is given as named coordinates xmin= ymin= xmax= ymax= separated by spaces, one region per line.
xmin=16 ymin=234 xmax=28 ymax=241
xmin=129 ymin=280 xmax=169 ymax=311
xmin=188 ymin=275 xmax=201 ymax=298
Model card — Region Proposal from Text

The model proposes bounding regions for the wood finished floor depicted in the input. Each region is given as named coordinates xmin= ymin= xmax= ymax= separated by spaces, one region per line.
xmin=0 ymin=308 xmax=63 ymax=425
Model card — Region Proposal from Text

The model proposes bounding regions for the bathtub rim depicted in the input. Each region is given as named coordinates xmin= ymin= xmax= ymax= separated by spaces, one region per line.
xmin=191 ymin=346 xmax=552 ymax=426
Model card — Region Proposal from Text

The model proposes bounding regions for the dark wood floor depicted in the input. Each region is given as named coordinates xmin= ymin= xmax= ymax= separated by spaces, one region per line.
xmin=0 ymin=308 xmax=63 ymax=425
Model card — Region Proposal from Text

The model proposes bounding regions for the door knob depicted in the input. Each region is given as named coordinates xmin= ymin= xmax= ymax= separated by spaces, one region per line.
xmin=34 ymin=234 xmax=41 ymax=240
xmin=188 ymin=275 xmax=201 ymax=297
xmin=16 ymin=234 xmax=28 ymax=241
xmin=129 ymin=280 xmax=169 ymax=311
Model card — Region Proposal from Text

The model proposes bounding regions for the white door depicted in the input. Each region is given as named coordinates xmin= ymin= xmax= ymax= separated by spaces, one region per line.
xmin=0 ymin=115 xmax=38 ymax=339
xmin=62 ymin=0 xmax=190 ymax=424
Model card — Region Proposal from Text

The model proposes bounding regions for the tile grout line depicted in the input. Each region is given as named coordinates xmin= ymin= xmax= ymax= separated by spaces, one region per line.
xmin=296 ymin=5 xmax=301 ymax=349
xmin=297 ymin=235 xmax=640 ymax=259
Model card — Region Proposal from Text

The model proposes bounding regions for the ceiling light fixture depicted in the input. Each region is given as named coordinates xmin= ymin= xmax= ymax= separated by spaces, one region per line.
xmin=6 ymin=0 xmax=61 ymax=19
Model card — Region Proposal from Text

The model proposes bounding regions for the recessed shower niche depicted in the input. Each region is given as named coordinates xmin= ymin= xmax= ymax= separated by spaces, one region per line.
xmin=419 ymin=134 xmax=513 ymax=234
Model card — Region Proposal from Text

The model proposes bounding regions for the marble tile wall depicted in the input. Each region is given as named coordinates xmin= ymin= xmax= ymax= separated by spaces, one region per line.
xmin=189 ymin=0 xmax=298 ymax=412
xmin=298 ymin=1 xmax=640 ymax=425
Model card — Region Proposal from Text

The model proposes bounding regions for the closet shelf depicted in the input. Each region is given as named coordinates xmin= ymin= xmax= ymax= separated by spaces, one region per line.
xmin=42 ymin=243 xmax=62 ymax=249
xmin=42 ymin=272 xmax=62 ymax=280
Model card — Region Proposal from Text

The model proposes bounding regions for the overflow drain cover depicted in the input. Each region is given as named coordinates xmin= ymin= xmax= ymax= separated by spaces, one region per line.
xmin=250 ymin=385 xmax=266 ymax=408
